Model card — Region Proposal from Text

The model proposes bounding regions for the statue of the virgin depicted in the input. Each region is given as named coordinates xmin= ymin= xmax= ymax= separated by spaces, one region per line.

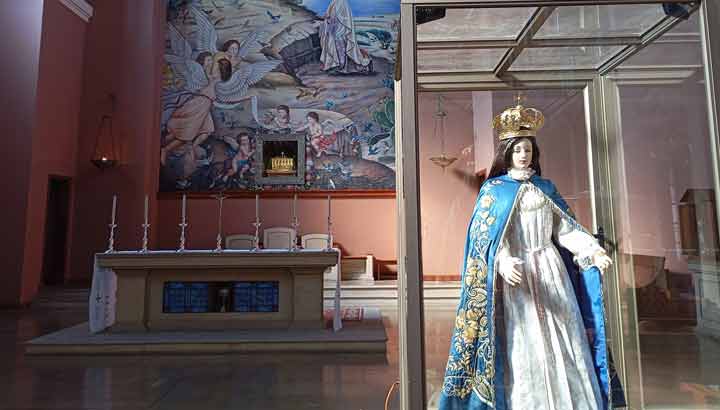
xmin=438 ymin=100 xmax=624 ymax=410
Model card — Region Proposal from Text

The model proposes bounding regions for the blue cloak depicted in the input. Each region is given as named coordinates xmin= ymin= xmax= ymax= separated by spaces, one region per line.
xmin=438 ymin=173 xmax=625 ymax=410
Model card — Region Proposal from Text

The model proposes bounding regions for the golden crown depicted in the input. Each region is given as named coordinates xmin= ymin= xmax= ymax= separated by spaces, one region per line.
xmin=492 ymin=97 xmax=545 ymax=140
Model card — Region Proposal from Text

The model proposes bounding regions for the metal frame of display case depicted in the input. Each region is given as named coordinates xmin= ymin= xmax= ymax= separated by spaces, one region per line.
xmin=396 ymin=1 xmax=720 ymax=409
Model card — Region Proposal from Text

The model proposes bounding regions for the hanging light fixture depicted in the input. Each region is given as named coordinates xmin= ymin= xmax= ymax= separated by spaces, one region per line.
xmin=429 ymin=94 xmax=457 ymax=170
xmin=91 ymin=93 xmax=119 ymax=170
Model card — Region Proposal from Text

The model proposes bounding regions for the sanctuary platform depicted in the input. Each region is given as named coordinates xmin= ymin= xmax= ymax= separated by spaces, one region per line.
xmin=25 ymin=307 xmax=386 ymax=355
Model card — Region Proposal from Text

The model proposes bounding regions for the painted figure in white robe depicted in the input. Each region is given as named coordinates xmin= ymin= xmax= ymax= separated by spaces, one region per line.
xmin=318 ymin=0 xmax=372 ymax=74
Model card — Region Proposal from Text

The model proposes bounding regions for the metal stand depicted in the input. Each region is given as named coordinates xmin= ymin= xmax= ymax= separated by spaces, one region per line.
xmin=325 ymin=216 xmax=333 ymax=251
xmin=290 ymin=217 xmax=300 ymax=251
xmin=252 ymin=218 xmax=262 ymax=251
xmin=140 ymin=223 xmax=150 ymax=253
xmin=178 ymin=221 xmax=188 ymax=252
xmin=214 ymin=193 xmax=225 ymax=252
xmin=106 ymin=222 xmax=117 ymax=253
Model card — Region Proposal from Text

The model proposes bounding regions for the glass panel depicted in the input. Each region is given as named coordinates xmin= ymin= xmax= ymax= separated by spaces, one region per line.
xmin=621 ymin=13 xmax=702 ymax=67
xmin=535 ymin=4 xmax=666 ymax=39
xmin=417 ymin=7 xmax=536 ymax=42
xmin=418 ymin=48 xmax=507 ymax=73
xmin=605 ymin=13 xmax=720 ymax=408
xmin=512 ymin=45 xmax=622 ymax=70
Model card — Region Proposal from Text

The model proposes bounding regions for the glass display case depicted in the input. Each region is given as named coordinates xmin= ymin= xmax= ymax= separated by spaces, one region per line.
xmin=395 ymin=1 xmax=720 ymax=409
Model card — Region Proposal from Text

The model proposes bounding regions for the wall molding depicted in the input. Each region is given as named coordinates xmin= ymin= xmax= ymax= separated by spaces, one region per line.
xmin=58 ymin=0 xmax=93 ymax=22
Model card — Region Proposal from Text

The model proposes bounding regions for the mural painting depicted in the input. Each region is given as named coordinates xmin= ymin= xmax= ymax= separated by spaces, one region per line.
xmin=160 ymin=0 xmax=399 ymax=192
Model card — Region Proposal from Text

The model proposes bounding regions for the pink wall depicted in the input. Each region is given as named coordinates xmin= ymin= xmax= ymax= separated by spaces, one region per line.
xmin=155 ymin=196 xmax=397 ymax=260
xmin=20 ymin=0 xmax=87 ymax=303
xmin=419 ymin=92 xmax=479 ymax=276
xmin=68 ymin=0 xmax=165 ymax=281
xmin=0 ymin=0 xmax=44 ymax=305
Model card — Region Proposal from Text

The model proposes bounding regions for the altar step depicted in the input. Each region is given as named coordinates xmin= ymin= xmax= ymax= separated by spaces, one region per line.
xmin=323 ymin=280 xmax=461 ymax=307
xmin=26 ymin=317 xmax=387 ymax=355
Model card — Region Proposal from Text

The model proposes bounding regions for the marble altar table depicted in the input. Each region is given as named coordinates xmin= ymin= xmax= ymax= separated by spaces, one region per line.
xmin=89 ymin=249 xmax=341 ymax=333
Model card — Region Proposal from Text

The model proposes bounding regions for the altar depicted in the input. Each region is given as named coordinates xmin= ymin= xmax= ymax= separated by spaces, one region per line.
xmin=90 ymin=249 xmax=340 ymax=333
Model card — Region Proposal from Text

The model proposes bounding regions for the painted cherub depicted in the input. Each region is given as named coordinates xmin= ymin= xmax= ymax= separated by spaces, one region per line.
xmin=263 ymin=104 xmax=292 ymax=130
xmin=296 ymin=112 xmax=337 ymax=157
xmin=226 ymin=132 xmax=255 ymax=179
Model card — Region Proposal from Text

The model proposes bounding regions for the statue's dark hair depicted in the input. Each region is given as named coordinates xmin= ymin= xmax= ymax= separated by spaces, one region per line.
xmin=487 ymin=137 xmax=542 ymax=179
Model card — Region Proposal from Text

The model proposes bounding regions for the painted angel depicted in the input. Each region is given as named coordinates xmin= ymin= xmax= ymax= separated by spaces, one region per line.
xmin=191 ymin=6 xmax=266 ymax=72
xmin=162 ymin=23 xmax=219 ymax=165
xmin=162 ymin=24 xmax=280 ymax=164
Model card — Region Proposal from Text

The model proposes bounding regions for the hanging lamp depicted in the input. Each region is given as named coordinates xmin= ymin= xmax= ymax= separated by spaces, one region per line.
xmin=429 ymin=94 xmax=457 ymax=170
xmin=91 ymin=93 xmax=119 ymax=170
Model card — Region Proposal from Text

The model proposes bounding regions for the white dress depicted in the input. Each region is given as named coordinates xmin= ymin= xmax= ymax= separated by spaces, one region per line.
xmin=497 ymin=169 xmax=604 ymax=410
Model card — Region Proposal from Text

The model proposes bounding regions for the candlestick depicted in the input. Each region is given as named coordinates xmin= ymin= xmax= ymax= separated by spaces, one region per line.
xmin=178 ymin=193 xmax=188 ymax=252
xmin=106 ymin=195 xmax=118 ymax=253
xmin=292 ymin=193 xmax=297 ymax=220
xmin=181 ymin=193 xmax=186 ymax=221
xmin=141 ymin=195 xmax=150 ymax=253
xmin=326 ymin=195 xmax=333 ymax=251
xmin=111 ymin=195 xmax=117 ymax=225
xmin=252 ymin=217 xmax=262 ymax=251
xmin=143 ymin=195 xmax=149 ymax=225
xmin=255 ymin=193 xmax=259 ymax=220
xmin=214 ymin=193 xmax=225 ymax=252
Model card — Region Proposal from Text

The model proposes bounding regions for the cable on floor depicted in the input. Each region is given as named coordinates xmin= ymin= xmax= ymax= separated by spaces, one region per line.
xmin=384 ymin=380 xmax=400 ymax=410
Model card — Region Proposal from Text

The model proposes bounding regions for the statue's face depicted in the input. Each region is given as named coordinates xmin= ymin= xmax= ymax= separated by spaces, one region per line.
xmin=511 ymin=138 xmax=533 ymax=169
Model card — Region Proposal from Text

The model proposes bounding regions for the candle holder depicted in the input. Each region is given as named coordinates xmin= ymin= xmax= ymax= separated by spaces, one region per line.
xmin=106 ymin=222 xmax=117 ymax=253
xmin=290 ymin=217 xmax=300 ymax=251
xmin=252 ymin=218 xmax=262 ymax=251
xmin=214 ymin=193 xmax=226 ymax=252
xmin=325 ymin=216 xmax=334 ymax=251
xmin=178 ymin=221 xmax=188 ymax=252
xmin=140 ymin=222 xmax=150 ymax=253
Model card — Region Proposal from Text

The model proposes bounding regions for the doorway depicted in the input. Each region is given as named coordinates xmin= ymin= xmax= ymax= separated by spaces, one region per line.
xmin=42 ymin=177 xmax=71 ymax=286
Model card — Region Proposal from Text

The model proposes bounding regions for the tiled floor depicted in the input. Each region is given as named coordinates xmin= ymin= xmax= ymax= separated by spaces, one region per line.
xmin=1 ymin=286 xmax=718 ymax=409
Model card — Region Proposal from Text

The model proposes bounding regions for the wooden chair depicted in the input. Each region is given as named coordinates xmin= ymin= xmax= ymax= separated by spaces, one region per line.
xmin=301 ymin=233 xmax=331 ymax=250
xmin=263 ymin=227 xmax=297 ymax=249
xmin=225 ymin=234 xmax=256 ymax=250
xmin=301 ymin=234 xmax=338 ymax=281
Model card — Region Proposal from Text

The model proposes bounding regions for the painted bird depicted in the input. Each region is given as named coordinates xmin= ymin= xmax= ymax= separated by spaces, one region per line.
xmin=296 ymin=87 xmax=321 ymax=100
xmin=266 ymin=10 xmax=281 ymax=23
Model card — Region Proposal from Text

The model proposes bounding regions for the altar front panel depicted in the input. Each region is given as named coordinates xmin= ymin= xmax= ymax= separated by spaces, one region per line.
xmin=146 ymin=268 xmax=296 ymax=331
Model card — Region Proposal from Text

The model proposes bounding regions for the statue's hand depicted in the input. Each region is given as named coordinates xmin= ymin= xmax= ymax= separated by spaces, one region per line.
xmin=593 ymin=250 xmax=612 ymax=273
xmin=499 ymin=256 xmax=524 ymax=287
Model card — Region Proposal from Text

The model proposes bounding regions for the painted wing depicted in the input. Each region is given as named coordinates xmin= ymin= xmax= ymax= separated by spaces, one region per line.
xmin=165 ymin=55 xmax=209 ymax=92
xmin=167 ymin=23 xmax=192 ymax=60
xmin=215 ymin=60 xmax=280 ymax=103
xmin=235 ymin=29 xmax=262 ymax=59
xmin=191 ymin=7 xmax=219 ymax=55
xmin=165 ymin=23 xmax=208 ymax=91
